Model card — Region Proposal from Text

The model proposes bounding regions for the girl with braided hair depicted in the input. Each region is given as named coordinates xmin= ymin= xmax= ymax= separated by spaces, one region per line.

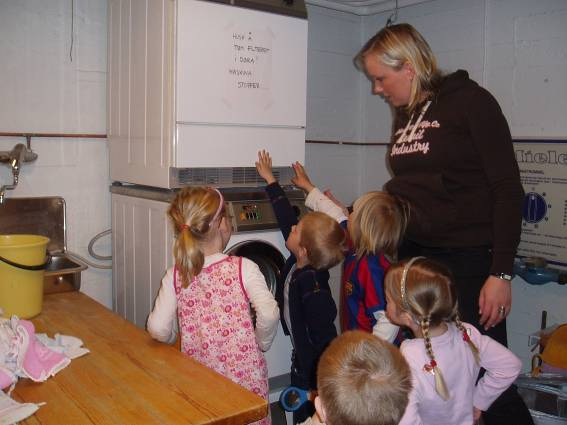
xmin=384 ymin=257 xmax=522 ymax=425
xmin=147 ymin=187 xmax=279 ymax=425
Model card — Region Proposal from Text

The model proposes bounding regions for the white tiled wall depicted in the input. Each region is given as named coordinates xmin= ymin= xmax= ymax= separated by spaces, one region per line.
xmin=0 ymin=0 xmax=112 ymax=308
xmin=306 ymin=6 xmax=363 ymax=143
xmin=2 ymin=0 xmax=566 ymax=370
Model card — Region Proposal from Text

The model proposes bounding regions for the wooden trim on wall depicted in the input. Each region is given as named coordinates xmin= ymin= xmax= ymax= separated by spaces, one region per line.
xmin=306 ymin=139 xmax=390 ymax=146
xmin=0 ymin=132 xmax=107 ymax=139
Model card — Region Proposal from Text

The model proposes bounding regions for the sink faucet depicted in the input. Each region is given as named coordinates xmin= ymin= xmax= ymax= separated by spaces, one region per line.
xmin=0 ymin=143 xmax=38 ymax=204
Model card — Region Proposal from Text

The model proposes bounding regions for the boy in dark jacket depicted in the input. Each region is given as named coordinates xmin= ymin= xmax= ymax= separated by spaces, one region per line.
xmin=256 ymin=150 xmax=345 ymax=424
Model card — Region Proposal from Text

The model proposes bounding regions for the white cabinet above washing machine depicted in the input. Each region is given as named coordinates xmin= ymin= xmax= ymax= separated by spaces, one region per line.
xmin=107 ymin=0 xmax=308 ymax=188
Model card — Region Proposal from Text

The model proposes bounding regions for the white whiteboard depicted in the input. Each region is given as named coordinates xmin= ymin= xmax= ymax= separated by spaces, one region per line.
xmin=176 ymin=0 xmax=308 ymax=127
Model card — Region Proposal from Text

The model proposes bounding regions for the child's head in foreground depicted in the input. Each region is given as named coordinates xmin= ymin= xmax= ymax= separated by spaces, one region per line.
xmin=287 ymin=211 xmax=346 ymax=270
xmin=315 ymin=330 xmax=411 ymax=425
xmin=348 ymin=191 xmax=408 ymax=259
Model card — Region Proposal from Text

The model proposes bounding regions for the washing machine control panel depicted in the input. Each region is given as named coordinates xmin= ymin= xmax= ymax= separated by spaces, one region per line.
xmin=240 ymin=204 xmax=263 ymax=222
xmin=228 ymin=199 xmax=308 ymax=232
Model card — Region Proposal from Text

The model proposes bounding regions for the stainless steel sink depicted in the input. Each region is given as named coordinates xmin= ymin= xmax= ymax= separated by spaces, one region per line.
xmin=44 ymin=254 xmax=87 ymax=294
xmin=0 ymin=197 xmax=88 ymax=294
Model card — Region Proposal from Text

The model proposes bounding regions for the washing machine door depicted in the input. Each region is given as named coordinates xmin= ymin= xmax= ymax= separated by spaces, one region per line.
xmin=226 ymin=241 xmax=285 ymax=296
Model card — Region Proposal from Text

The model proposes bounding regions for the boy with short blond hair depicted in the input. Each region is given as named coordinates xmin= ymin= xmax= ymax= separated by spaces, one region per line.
xmin=306 ymin=331 xmax=412 ymax=425
xmin=256 ymin=150 xmax=346 ymax=424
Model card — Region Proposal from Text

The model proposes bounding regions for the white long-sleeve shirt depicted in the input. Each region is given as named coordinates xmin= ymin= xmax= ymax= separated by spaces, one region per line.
xmin=305 ymin=187 xmax=399 ymax=342
xmin=399 ymin=322 xmax=522 ymax=425
xmin=147 ymin=253 xmax=279 ymax=352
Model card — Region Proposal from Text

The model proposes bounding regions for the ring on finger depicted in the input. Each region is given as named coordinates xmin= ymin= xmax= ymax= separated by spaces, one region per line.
xmin=498 ymin=305 xmax=506 ymax=316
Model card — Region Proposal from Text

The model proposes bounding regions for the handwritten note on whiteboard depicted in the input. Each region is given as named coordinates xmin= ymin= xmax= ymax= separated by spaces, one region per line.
xmin=176 ymin=0 xmax=307 ymax=126
xmin=223 ymin=25 xmax=273 ymax=109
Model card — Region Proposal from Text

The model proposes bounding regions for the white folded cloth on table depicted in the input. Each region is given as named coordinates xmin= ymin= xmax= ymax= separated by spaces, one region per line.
xmin=0 ymin=315 xmax=89 ymax=424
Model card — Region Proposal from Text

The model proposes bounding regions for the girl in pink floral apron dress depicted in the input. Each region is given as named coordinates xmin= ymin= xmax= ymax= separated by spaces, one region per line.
xmin=148 ymin=187 xmax=279 ymax=425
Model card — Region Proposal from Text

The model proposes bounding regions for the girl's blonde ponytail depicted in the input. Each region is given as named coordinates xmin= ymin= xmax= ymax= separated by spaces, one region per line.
xmin=174 ymin=225 xmax=205 ymax=288
xmin=168 ymin=187 xmax=223 ymax=288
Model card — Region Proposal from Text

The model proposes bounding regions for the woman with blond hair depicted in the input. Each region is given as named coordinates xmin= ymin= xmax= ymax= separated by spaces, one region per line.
xmin=357 ymin=23 xmax=531 ymax=424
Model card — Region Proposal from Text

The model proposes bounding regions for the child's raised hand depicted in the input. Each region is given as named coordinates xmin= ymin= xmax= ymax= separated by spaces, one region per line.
xmin=291 ymin=162 xmax=315 ymax=193
xmin=256 ymin=150 xmax=276 ymax=184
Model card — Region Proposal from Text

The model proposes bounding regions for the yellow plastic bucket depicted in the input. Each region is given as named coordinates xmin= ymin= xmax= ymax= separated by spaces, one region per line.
xmin=0 ymin=234 xmax=50 ymax=319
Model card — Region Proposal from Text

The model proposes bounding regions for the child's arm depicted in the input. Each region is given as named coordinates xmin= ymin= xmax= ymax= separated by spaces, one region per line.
xmin=470 ymin=325 xmax=522 ymax=412
xmin=373 ymin=310 xmax=400 ymax=343
xmin=147 ymin=268 xmax=178 ymax=344
xmin=256 ymin=150 xmax=299 ymax=241
xmin=292 ymin=163 xmax=348 ymax=224
xmin=397 ymin=354 xmax=425 ymax=425
xmin=357 ymin=258 xmax=399 ymax=341
xmin=241 ymin=257 xmax=280 ymax=352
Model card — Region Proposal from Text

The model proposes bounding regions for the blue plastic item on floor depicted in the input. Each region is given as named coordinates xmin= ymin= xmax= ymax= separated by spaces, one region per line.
xmin=514 ymin=258 xmax=567 ymax=285
xmin=279 ymin=386 xmax=309 ymax=412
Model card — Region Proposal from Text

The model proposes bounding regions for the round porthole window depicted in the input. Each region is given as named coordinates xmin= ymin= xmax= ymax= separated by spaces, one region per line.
xmin=226 ymin=241 xmax=285 ymax=325
xmin=226 ymin=241 xmax=285 ymax=295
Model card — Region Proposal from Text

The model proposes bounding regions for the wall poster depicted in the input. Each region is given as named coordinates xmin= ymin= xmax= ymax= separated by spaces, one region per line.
xmin=514 ymin=140 xmax=567 ymax=267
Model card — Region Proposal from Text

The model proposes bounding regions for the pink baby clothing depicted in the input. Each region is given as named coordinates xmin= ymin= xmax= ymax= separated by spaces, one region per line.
xmin=1 ymin=317 xmax=70 ymax=386
xmin=175 ymin=255 xmax=270 ymax=425
xmin=16 ymin=320 xmax=70 ymax=382
xmin=399 ymin=322 xmax=522 ymax=425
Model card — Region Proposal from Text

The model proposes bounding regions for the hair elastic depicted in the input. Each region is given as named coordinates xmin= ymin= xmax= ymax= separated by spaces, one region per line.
xmin=210 ymin=188 xmax=225 ymax=222
xmin=423 ymin=359 xmax=437 ymax=373
xmin=180 ymin=223 xmax=190 ymax=232
xmin=400 ymin=256 xmax=426 ymax=309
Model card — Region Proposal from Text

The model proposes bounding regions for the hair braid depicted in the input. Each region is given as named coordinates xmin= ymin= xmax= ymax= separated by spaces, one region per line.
xmin=420 ymin=316 xmax=450 ymax=401
xmin=454 ymin=314 xmax=480 ymax=365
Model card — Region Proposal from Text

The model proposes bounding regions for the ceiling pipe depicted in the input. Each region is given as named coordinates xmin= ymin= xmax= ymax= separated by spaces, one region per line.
xmin=304 ymin=0 xmax=429 ymax=16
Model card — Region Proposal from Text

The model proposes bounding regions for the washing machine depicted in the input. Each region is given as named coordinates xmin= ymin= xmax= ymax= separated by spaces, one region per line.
xmin=223 ymin=187 xmax=308 ymax=424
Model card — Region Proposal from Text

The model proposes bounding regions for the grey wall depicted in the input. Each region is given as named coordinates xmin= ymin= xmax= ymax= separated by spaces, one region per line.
xmin=0 ymin=0 xmax=111 ymax=307
xmin=305 ymin=0 xmax=567 ymax=370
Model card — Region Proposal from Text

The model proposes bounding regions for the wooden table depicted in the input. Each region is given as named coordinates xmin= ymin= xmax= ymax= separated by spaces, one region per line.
xmin=13 ymin=292 xmax=267 ymax=424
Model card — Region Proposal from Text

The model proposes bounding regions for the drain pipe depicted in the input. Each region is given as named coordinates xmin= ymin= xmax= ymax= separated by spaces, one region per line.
xmin=304 ymin=0 xmax=431 ymax=16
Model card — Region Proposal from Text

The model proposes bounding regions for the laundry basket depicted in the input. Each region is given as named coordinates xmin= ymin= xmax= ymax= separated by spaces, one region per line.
xmin=516 ymin=374 xmax=567 ymax=425
xmin=0 ymin=234 xmax=50 ymax=318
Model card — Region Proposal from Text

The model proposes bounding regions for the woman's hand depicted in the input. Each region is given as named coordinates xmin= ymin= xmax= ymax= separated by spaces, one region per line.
xmin=479 ymin=275 xmax=512 ymax=330
xmin=291 ymin=162 xmax=315 ymax=193
xmin=255 ymin=150 xmax=276 ymax=184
